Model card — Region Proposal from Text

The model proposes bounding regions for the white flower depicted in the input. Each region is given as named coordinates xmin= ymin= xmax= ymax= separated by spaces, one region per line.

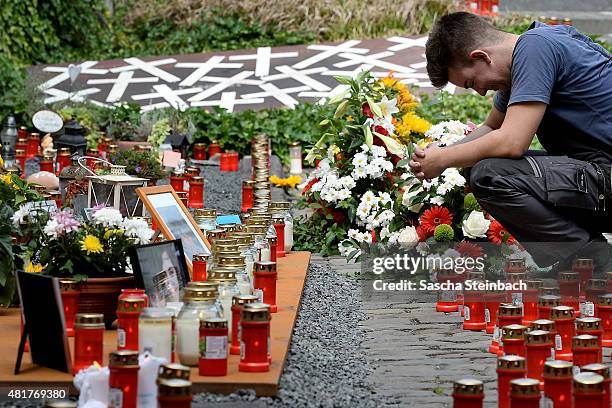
xmin=422 ymin=177 xmax=439 ymax=190
xmin=43 ymin=219 xmax=60 ymax=239
xmin=378 ymin=96 xmax=399 ymax=120
xmin=352 ymin=152 xmax=368 ymax=167
xmin=122 ymin=218 xmax=154 ymax=245
xmin=92 ymin=207 xmax=123 ymax=227
xmin=348 ymin=229 xmax=360 ymax=240
xmin=352 ymin=166 xmax=367 ymax=180
xmin=397 ymin=226 xmax=419 ymax=249
xmin=462 ymin=211 xmax=491 ymax=239
xmin=429 ymin=196 xmax=445 ymax=206
xmin=12 ymin=205 xmax=30 ymax=227
xmin=442 ymin=168 xmax=466 ymax=187
xmin=370 ymin=145 xmax=387 ymax=158
xmin=402 ymin=187 xmax=423 ymax=213
xmin=436 ymin=181 xmax=453 ymax=196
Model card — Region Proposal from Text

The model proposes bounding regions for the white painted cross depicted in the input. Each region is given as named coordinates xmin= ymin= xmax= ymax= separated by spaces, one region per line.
xmin=87 ymin=71 xmax=159 ymax=102
xmin=386 ymin=36 xmax=428 ymax=52
xmin=335 ymin=52 xmax=416 ymax=75
xmin=110 ymin=57 xmax=180 ymax=83
xmin=132 ymin=85 xmax=204 ymax=111
xmin=40 ymin=61 xmax=108 ymax=90
xmin=229 ymin=47 xmax=299 ymax=77
xmin=176 ymin=56 xmax=244 ymax=87
xmin=197 ymin=76 xmax=263 ymax=86
xmin=242 ymin=83 xmax=310 ymax=108
xmin=298 ymin=84 xmax=351 ymax=103
xmin=292 ymin=40 xmax=369 ymax=69
xmin=320 ymin=64 xmax=374 ymax=79
xmin=43 ymin=88 xmax=101 ymax=104
xmin=262 ymin=66 xmax=330 ymax=92
xmin=191 ymin=92 xmax=265 ymax=112
xmin=188 ymin=71 xmax=255 ymax=102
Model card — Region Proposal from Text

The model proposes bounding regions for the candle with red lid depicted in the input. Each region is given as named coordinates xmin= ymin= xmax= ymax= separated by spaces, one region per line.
xmin=26 ymin=133 xmax=40 ymax=159
xmin=198 ymin=317 xmax=228 ymax=376
xmin=522 ymin=280 xmax=542 ymax=326
xmin=170 ymin=172 xmax=186 ymax=193
xmin=253 ymin=261 xmax=277 ymax=313
xmin=495 ymin=303 xmax=523 ymax=356
xmin=558 ymin=271 xmax=580 ymax=316
xmin=117 ymin=296 xmax=145 ymax=351
xmin=551 ymin=305 xmax=575 ymax=361
xmin=230 ymin=294 xmax=259 ymax=355
xmin=525 ymin=330 xmax=552 ymax=384
xmin=497 ymin=355 xmax=526 ymax=408
xmin=572 ymin=258 xmax=593 ymax=297
xmin=73 ymin=313 xmax=105 ymax=374
xmin=192 ymin=254 xmax=208 ymax=282
xmin=193 ymin=143 xmax=207 ymax=161
xmin=597 ymin=294 xmax=612 ymax=347
xmin=59 ymin=279 xmax=80 ymax=337
xmin=574 ymin=372 xmax=606 ymax=408
xmin=543 ymin=360 xmax=573 ymax=408
xmin=576 ymin=317 xmax=603 ymax=361
xmin=239 ymin=303 xmax=271 ymax=372
xmin=109 ymin=350 xmax=139 ymax=408
xmin=57 ymin=148 xmax=71 ymax=174
xmin=538 ymin=295 xmax=560 ymax=320
xmin=572 ymin=334 xmax=600 ymax=367
xmin=188 ymin=176 xmax=204 ymax=209
xmin=582 ymin=363 xmax=611 ymax=408
xmin=585 ymin=279 xmax=607 ymax=315
xmin=509 ymin=378 xmax=540 ymax=408
xmin=452 ymin=378 xmax=483 ymax=408
xmin=501 ymin=324 xmax=527 ymax=357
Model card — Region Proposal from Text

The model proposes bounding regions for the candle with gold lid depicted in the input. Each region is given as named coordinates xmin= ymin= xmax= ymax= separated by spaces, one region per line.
xmin=496 ymin=303 xmax=523 ymax=356
xmin=522 ymin=280 xmax=542 ymax=326
xmin=117 ymin=296 xmax=145 ymax=351
xmin=158 ymin=362 xmax=191 ymax=381
xmin=73 ymin=313 xmax=105 ymax=374
xmin=551 ymin=305 xmax=576 ymax=361
xmin=572 ymin=258 xmax=593 ymax=297
xmin=543 ymin=360 xmax=573 ymax=408
xmin=525 ymin=330 xmax=552 ymax=383
xmin=576 ymin=317 xmax=603 ymax=361
xmin=559 ymin=271 xmax=580 ymax=316
xmin=585 ymin=279 xmax=607 ymax=311
xmin=572 ymin=334 xmax=600 ymax=367
xmin=539 ymin=286 xmax=560 ymax=297
xmin=239 ymin=303 xmax=271 ymax=372
xmin=452 ymin=378 xmax=484 ymax=408
xmin=573 ymin=372 xmax=605 ymax=408
xmin=109 ymin=350 xmax=139 ymax=408
xmin=192 ymin=254 xmax=209 ymax=282
xmin=59 ymin=278 xmax=80 ymax=337
xmin=198 ymin=317 xmax=228 ymax=376
xmin=497 ymin=355 xmax=526 ymax=408
xmin=582 ymin=363 xmax=611 ymax=408
xmin=509 ymin=378 xmax=541 ymax=408
xmin=538 ymin=295 xmax=561 ymax=320
xmin=595 ymin=294 xmax=612 ymax=347
xmin=501 ymin=324 xmax=527 ymax=357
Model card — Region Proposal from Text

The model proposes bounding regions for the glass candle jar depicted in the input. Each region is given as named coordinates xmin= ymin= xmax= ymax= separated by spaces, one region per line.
xmin=157 ymin=378 xmax=192 ymax=408
xmin=198 ymin=317 xmax=228 ymax=376
xmin=239 ymin=303 xmax=271 ymax=372
xmin=176 ymin=287 xmax=221 ymax=366
xmin=254 ymin=233 xmax=271 ymax=262
xmin=117 ymin=296 xmax=145 ymax=351
xmin=59 ymin=279 xmax=80 ymax=337
xmin=193 ymin=143 xmax=207 ymax=161
xmin=543 ymin=360 xmax=573 ymax=408
xmin=188 ymin=176 xmax=204 ymax=209
xmin=288 ymin=142 xmax=302 ymax=175
xmin=73 ymin=313 xmax=105 ymax=374
xmin=497 ymin=355 xmax=526 ymax=408
xmin=193 ymin=208 xmax=217 ymax=233
xmin=139 ymin=308 xmax=174 ymax=361
xmin=452 ymin=379 xmax=484 ymax=408
xmin=211 ymin=278 xmax=240 ymax=340
xmin=109 ymin=350 xmax=139 ymax=408
xmin=271 ymin=201 xmax=294 ymax=252
xmin=254 ymin=261 xmax=277 ymax=313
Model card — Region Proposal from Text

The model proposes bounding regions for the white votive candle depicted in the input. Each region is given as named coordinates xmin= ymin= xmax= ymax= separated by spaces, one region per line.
xmin=139 ymin=308 xmax=173 ymax=361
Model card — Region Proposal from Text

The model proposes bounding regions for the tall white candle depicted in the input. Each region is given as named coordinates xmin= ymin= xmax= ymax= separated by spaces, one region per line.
xmin=284 ymin=219 xmax=294 ymax=251
xmin=139 ymin=308 xmax=173 ymax=361
xmin=260 ymin=247 xmax=271 ymax=262
xmin=176 ymin=318 xmax=200 ymax=366
xmin=218 ymin=289 xmax=234 ymax=340
xmin=289 ymin=158 xmax=302 ymax=175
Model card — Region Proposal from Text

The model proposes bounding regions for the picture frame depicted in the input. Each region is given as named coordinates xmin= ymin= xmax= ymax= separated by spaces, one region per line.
xmin=136 ymin=185 xmax=211 ymax=273
xmin=129 ymin=239 xmax=190 ymax=307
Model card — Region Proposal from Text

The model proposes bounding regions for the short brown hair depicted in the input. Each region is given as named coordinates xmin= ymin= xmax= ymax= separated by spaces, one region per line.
xmin=425 ymin=12 xmax=504 ymax=88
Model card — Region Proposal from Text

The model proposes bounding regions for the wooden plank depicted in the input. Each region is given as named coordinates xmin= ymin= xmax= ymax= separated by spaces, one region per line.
xmin=0 ymin=251 xmax=311 ymax=396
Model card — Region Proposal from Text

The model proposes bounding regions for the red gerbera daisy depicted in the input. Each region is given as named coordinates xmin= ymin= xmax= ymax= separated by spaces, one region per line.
xmin=487 ymin=220 xmax=516 ymax=245
xmin=456 ymin=240 xmax=484 ymax=258
xmin=419 ymin=206 xmax=453 ymax=235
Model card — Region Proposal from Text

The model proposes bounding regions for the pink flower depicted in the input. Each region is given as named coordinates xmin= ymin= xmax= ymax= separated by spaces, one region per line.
xmin=51 ymin=209 xmax=81 ymax=235
xmin=466 ymin=121 xmax=477 ymax=134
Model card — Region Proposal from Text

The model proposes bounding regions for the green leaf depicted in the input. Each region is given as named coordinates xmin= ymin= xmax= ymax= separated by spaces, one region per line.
xmin=365 ymin=95 xmax=383 ymax=117
xmin=334 ymin=75 xmax=353 ymax=86
xmin=319 ymin=119 xmax=330 ymax=126
xmin=325 ymin=231 xmax=336 ymax=246
xmin=396 ymin=159 xmax=409 ymax=168
xmin=365 ymin=125 xmax=373 ymax=148
xmin=334 ymin=100 xmax=349 ymax=119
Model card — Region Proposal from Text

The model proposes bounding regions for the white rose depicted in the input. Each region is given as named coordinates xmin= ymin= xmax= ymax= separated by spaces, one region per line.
xmin=397 ymin=226 xmax=419 ymax=249
xmin=461 ymin=211 xmax=491 ymax=239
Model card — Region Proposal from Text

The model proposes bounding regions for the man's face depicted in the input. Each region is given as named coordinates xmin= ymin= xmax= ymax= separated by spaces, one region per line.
xmin=447 ymin=51 xmax=511 ymax=96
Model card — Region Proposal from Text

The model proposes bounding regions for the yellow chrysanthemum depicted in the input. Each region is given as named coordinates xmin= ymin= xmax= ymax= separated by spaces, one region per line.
xmin=81 ymin=235 xmax=103 ymax=255
xmin=395 ymin=112 xmax=432 ymax=143
xmin=25 ymin=261 xmax=44 ymax=273
xmin=0 ymin=173 xmax=15 ymax=188
xmin=380 ymin=75 xmax=418 ymax=113
xmin=269 ymin=175 xmax=302 ymax=189
xmin=0 ymin=156 xmax=3 ymax=168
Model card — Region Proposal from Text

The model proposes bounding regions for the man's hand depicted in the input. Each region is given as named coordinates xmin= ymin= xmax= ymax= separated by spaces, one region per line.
xmin=409 ymin=144 xmax=446 ymax=180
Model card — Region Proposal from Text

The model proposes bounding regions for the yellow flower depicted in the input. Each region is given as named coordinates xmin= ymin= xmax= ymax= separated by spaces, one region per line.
xmin=0 ymin=156 xmax=3 ymax=168
xmin=346 ymin=115 xmax=354 ymax=122
xmin=269 ymin=175 xmax=302 ymax=189
xmin=395 ymin=112 xmax=432 ymax=144
xmin=104 ymin=229 xmax=123 ymax=240
xmin=81 ymin=235 xmax=103 ymax=255
xmin=0 ymin=173 xmax=15 ymax=188
xmin=380 ymin=74 xmax=418 ymax=113
xmin=25 ymin=261 xmax=44 ymax=273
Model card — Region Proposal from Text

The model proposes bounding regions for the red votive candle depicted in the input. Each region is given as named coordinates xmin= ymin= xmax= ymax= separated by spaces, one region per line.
xmin=208 ymin=141 xmax=221 ymax=158
xmin=576 ymin=317 xmax=603 ymax=361
xmin=239 ymin=303 xmax=271 ymax=372
xmin=272 ymin=217 xmax=286 ymax=258
xmin=254 ymin=261 xmax=277 ymax=313
xmin=198 ymin=317 xmax=228 ymax=376
xmin=59 ymin=279 xmax=80 ymax=337
xmin=501 ymin=324 xmax=527 ymax=357
xmin=26 ymin=132 xmax=40 ymax=159
xmin=572 ymin=334 xmax=600 ymax=367
xmin=119 ymin=288 xmax=149 ymax=307
xmin=192 ymin=254 xmax=208 ymax=282
xmin=486 ymin=291 xmax=506 ymax=352
xmin=436 ymin=269 xmax=461 ymax=313
xmin=538 ymin=295 xmax=561 ymax=320
xmin=559 ymin=271 xmax=580 ymax=317
xmin=463 ymin=280 xmax=486 ymax=332
xmin=39 ymin=156 xmax=54 ymax=173
xmin=522 ymin=280 xmax=542 ymax=327
xmin=597 ymin=294 xmax=612 ymax=347
xmin=525 ymin=330 xmax=552 ymax=384
xmin=193 ymin=143 xmax=207 ymax=161
xmin=496 ymin=303 xmax=523 ymax=356
xmin=15 ymin=149 xmax=26 ymax=173
xmin=267 ymin=236 xmax=277 ymax=263
xmin=543 ymin=360 xmax=573 ymax=408
xmin=572 ymin=258 xmax=594 ymax=298
xmin=509 ymin=378 xmax=540 ymax=408
xmin=230 ymin=294 xmax=259 ymax=355
xmin=117 ymin=297 xmax=145 ymax=351
xmin=582 ymin=363 xmax=611 ymax=408
xmin=86 ymin=148 xmax=99 ymax=171
xmin=551 ymin=305 xmax=575 ymax=361
xmin=109 ymin=350 xmax=139 ymax=408
xmin=241 ymin=180 xmax=254 ymax=213
xmin=585 ymin=279 xmax=607 ymax=316
xmin=574 ymin=372 xmax=606 ymax=408
xmin=505 ymin=271 xmax=526 ymax=305
xmin=157 ymin=378 xmax=192 ymax=408
xmin=73 ymin=313 xmax=104 ymax=374
xmin=219 ymin=153 xmax=229 ymax=171
xmin=497 ymin=355 xmax=526 ymax=408
xmin=57 ymin=148 xmax=71 ymax=174
xmin=188 ymin=176 xmax=204 ymax=209
xmin=170 ymin=172 xmax=186 ymax=193
xmin=452 ymin=378 xmax=484 ymax=408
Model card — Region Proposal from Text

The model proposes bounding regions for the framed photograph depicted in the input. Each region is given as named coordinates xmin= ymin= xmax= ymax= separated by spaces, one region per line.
xmin=136 ymin=185 xmax=211 ymax=272
xmin=129 ymin=240 xmax=190 ymax=307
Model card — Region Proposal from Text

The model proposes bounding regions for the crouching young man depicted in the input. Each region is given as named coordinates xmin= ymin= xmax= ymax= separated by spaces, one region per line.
xmin=409 ymin=12 xmax=612 ymax=269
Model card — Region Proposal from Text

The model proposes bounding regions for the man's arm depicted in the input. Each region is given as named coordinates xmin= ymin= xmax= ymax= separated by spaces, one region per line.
xmin=410 ymin=102 xmax=546 ymax=179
